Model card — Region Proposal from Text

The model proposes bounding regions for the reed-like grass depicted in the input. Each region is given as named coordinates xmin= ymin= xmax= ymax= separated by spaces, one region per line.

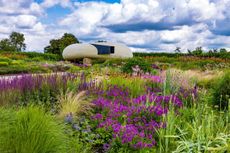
xmin=58 ymin=91 xmax=94 ymax=119
xmin=0 ymin=106 xmax=68 ymax=153
xmin=156 ymin=83 xmax=230 ymax=153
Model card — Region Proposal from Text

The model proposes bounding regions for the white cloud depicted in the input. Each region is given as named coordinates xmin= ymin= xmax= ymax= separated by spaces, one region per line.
xmin=0 ymin=0 xmax=230 ymax=52
xmin=16 ymin=15 xmax=37 ymax=28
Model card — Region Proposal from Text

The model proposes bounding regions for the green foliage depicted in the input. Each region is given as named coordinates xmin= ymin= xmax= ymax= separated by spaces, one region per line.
xmin=0 ymin=32 xmax=26 ymax=52
xmin=92 ymin=58 xmax=106 ymax=64
xmin=0 ymin=61 xmax=9 ymax=66
xmin=0 ymin=64 xmax=50 ymax=75
xmin=31 ymin=56 xmax=45 ymax=61
xmin=68 ymin=137 xmax=92 ymax=153
xmin=134 ymin=51 xmax=230 ymax=59
xmin=65 ymin=116 xmax=110 ymax=153
xmin=0 ymin=106 xmax=67 ymax=153
xmin=212 ymin=71 xmax=230 ymax=110
xmin=0 ymin=51 xmax=62 ymax=61
xmin=155 ymin=91 xmax=230 ymax=153
xmin=219 ymin=48 xmax=227 ymax=53
xmin=173 ymin=93 xmax=229 ymax=153
xmin=103 ymin=76 xmax=146 ymax=97
xmin=103 ymin=58 xmax=127 ymax=67
xmin=10 ymin=60 xmax=24 ymax=65
xmin=191 ymin=47 xmax=203 ymax=55
xmin=0 ymin=39 xmax=16 ymax=51
xmin=121 ymin=58 xmax=151 ymax=73
xmin=0 ymin=56 xmax=11 ymax=62
xmin=9 ymin=32 xmax=26 ymax=51
xmin=68 ymin=65 xmax=82 ymax=73
xmin=44 ymin=33 xmax=79 ymax=56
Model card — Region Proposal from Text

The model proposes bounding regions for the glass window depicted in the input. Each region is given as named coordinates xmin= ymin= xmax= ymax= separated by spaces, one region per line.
xmin=91 ymin=44 xmax=115 ymax=55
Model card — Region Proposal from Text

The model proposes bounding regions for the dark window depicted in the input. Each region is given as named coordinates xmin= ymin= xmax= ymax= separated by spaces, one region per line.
xmin=91 ymin=44 xmax=115 ymax=55
xmin=110 ymin=46 xmax=114 ymax=54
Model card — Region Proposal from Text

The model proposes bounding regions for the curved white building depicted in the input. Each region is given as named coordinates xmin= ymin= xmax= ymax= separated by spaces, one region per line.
xmin=62 ymin=42 xmax=133 ymax=60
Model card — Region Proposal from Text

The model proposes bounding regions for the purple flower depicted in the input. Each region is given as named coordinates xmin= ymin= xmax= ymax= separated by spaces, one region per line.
xmin=65 ymin=113 xmax=73 ymax=123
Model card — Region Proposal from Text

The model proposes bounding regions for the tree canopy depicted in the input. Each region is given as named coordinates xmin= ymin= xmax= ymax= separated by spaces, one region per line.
xmin=44 ymin=33 xmax=79 ymax=56
xmin=0 ymin=32 xmax=26 ymax=52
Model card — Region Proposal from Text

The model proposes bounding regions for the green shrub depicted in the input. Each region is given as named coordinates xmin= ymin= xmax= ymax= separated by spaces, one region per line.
xmin=10 ymin=60 xmax=24 ymax=65
xmin=121 ymin=58 xmax=151 ymax=73
xmin=92 ymin=58 xmax=106 ymax=64
xmin=103 ymin=58 xmax=127 ymax=66
xmin=0 ymin=62 xmax=9 ymax=66
xmin=103 ymin=76 xmax=146 ymax=97
xmin=212 ymin=71 xmax=230 ymax=110
xmin=0 ymin=65 xmax=29 ymax=74
xmin=0 ymin=51 xmax=62 ymax=61
xmin=0 ymin=106 xmax=67 ymax=153
xmin=31 ymin=56 xmax=45 ymax=61
xmin=68 ymin=65 xmax=82 ymax=73
xmin=0 ymin=57 xmax=11 ymax=62
xmin=0 ymin=64 xmax=50 ymax=75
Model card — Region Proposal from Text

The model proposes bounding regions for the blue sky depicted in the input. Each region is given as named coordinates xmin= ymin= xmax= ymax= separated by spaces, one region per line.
xmin=0 ymin=0 xmax=229 ymax=52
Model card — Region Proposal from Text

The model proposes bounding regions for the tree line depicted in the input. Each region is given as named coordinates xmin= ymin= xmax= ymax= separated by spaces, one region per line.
xmin=0 ymin=32 xmax=79 ymax=57
xmin=0 ymin=32 xmax=229 ymax=57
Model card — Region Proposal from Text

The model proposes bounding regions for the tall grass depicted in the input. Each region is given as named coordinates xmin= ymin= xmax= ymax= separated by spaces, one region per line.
xmin=58 ymin=91 xmax=94 ymax=119
xmin=157 ymin=77 xmax=230 ymax=153
xmin=0 ymin=106 xmax=68 ymax=153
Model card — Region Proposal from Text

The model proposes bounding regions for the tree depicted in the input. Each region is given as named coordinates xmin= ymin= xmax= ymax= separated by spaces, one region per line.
xmin=9 ymin=32 xmax=26 ymax=51
xmin=192 ymin=47 xmax=203 ymax=55
xmin=44 ymin=33 xmax=79 ymax=56
xmin=219 ymin=48 xmax=227 ymax=53
xmin=0 ymin=39 xmax=16 ymax=51
xmin=0 ymin=32 xmax=26 ymax=52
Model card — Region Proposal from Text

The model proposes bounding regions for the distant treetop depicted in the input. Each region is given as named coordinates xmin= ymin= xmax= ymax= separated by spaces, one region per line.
xmin=0 ymin=32 xmax=26 ymax=52
xmin=44 ymin=33 xmax=79 ymax=56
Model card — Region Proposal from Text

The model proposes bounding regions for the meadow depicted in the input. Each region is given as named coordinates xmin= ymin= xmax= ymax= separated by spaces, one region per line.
xmin=0 ymin=51 xmax=229 ymax=153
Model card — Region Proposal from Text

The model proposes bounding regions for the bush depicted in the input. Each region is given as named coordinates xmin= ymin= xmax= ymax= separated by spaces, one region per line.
xmin=0 ymin=56 xmax=11 ymax=62
xmin=31 ymin=56 xmax=45 ymax=61
xmin=92 ymin=58 xmax=106 ymax=64
xmin=103 ymin=58 xmax=127 ymax=66
xmin=0 ymin=61 xmax=9 ymax=66
xmin=10 ymin=60 xmax=24 ymax=65
xmin=212 ymin=71 xmax=230 ymax=110
xmin=121 ymin=58 xmax=151 ymax=73
xmin=0 ymin=51 xmax=62 ymax=61
xmin=68 ymin=65 xmax=82 ymax=73
xmin=0 ymin=106 xmax=67 ymax=153
xmin=0 ymin=64 xmax=50 ymax=75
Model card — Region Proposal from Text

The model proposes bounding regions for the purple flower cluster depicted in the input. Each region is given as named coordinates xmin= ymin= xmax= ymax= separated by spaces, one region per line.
xmin=0 ymin=73 xmax=77 ymax=105
xmin=141 ymin=75 xmax=163 ymax=83
xmin=152 ymin=64 xmax=160 ymax=70
xmin=91 ymin=85 xmax=183 ymax=149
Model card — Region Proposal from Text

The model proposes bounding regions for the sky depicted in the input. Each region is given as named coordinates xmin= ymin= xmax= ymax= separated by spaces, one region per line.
xmin=0 ymin=0 xmax=229 ymax=52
